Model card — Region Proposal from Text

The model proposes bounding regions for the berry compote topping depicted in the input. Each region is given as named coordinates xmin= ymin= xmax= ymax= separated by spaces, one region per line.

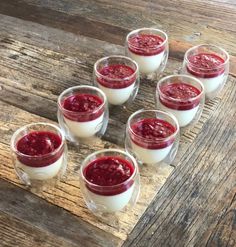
xmin=97 ymin=64 xmax=136 ymax=89
xmin=130 ymin=118 xmax=176 ymax=149
xmin=84 ymin=156 xmax=134 ymax=195
xmin=62 ymin=93 xmax=104 ymax=122
xmin=187 ymin=53 xmax=225 ymax=78
xmin=128 ymin=34 xmax=165 ymax=56
xmin=16 ymin=131 xmax=63 ymax=167
xmin=160 ymin=82 xmax=201 ymax=110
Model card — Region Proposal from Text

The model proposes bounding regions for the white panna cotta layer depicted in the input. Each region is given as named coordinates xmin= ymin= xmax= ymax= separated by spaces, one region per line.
xmin=160 ymin=103 xmax=199 ymax=127
xmin=64 ymin=113 xmax=104 ymax=138
xmin=87 ymin=184 xmax=134 ymax=212
xmin=186 ymin=71 xmax=224 ymax=94
xmin=131 ymin=141 xmax=173 ymax=164
xmin=16 ymin=155 xmax=64 ymax=180
xmin=98 ymin=83 xmax=135 ymax=105
xmin=128 ymin=50 xmax=164 ymax=74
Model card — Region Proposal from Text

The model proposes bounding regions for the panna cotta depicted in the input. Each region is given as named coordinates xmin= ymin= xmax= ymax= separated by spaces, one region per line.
xmin=61 ymin=93 xmax=104 ymax=138
xmin=82 ymin=155 xmax=136 ymax=212
xmin=158 ymin=82 xmax=202 ymax=127
xmin=15 ymin=130 xmax=64 ymax=180
xmin=126 ymin=28 xmax=168 ymax=75
xmin=94 ymin=56 xmax=139 ymax=105
xmin=184 ymin=45 xmax=229 ymax=99
xmin=129 ymin=118 xmax=176 ymax=164
xmin=186 ymin=53 xmax=224 ymax=93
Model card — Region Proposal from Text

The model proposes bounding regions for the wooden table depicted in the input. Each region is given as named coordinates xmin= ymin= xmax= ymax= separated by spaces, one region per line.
xmin=0 ymin=1 xmax=235 ymax=246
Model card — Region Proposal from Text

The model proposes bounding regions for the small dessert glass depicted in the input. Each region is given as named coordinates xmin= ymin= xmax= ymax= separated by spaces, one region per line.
xmin=10 ymin=122 xmax=67 ymax=187
xmin=125 ymin=109 xmax=179 ymax=166
xmin=79 ymin=149 xmax=140 ymax=214
xmin=155 ymin=74 xmax=205 ymax=129
xmin=93 ymin=55 xmax=140 ymax=106
xmin=57 ymin=85 xmax=109 ymax=144
xmin=125 ymin=28 xmax=169 ymax=79
xmin=182 ymin=44 xmax=229 ymax=100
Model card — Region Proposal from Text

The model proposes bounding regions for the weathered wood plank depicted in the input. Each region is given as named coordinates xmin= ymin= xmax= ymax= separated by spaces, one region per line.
xmin=0 ymin=211 xmax=77 ymax=247
xmin=123 ymin=74 xmax=236 ymax=246
xmin=0 ymin=100 xmax=173 ymax=243
xmin=0 ymin=179 xmax=120 ymax=247
xmin=0 ymin=0 xmax=235 ymax=57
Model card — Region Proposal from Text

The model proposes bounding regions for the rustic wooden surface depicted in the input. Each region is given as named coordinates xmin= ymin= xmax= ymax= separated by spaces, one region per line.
xmin=0 ymin=0 xmax=235 ymax=246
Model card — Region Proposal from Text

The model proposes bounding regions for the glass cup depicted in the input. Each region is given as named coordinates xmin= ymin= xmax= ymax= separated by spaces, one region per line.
xmin=156 ymin=74 xmax=205 ymax=129
xmin=79 ymin=149 xmax=140 ymax=214
xmin=93 ymin=55 xmax=139 ymax=106
xmin=125 ymin=28 xmax=169 ymax=79
xmin=57 ymin=85 xmax=109 ymax=144
xmin=10 ymin=122 xmax=67 ymax=187
xmin=125 ymin=109 xmax=179 ymax=165
xmin=182 ymin=44 xmax=229 ymax=100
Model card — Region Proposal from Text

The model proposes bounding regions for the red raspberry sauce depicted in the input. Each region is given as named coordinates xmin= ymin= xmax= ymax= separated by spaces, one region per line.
xmin=16 ymin=131 xmax=63 ymax=167
xmin=97 ymin=64 xmax=136 ymax=89
xmin=130 ymin=118 xmax=176 ymax=149
xmin=187 ymin=53 xmax=225 ymax=78
xmin=160 ymin=83 xmax=201 ymax=110
xmin=84 ymin=156 xmax=134 ymax=196
xmin=62 ymin=93 xmax=104 ymax=122
xmin=128 ymin=34 xmax=165 ymax=56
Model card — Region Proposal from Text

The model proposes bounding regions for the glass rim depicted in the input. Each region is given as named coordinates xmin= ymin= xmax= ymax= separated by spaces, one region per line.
xmin=10 ymin=122 xmax=65 ymax=159
xmin=80 ymin=148 xmax=138 ymax=189
xmin=126 ymin=27 xmax=168 ymax=50
xmin=157 ymin=74 xmax=205 ymax=103
xmin=127 ymin=109 xmax=179 ymax=143
xmin=57 ymin=85 xmax=107 ymax=115
xmin=184 ymin=44 xmax=230 ymax=70
xmin=94 ymin=55 xmax=139 ymax=82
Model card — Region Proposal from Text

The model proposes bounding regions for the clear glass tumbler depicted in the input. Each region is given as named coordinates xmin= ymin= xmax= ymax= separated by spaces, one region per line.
xmin=93 ymin=55 xmax=140 ymax=106
xmin=10 ymin=122 xmax=67 ymax=187
xmin=57 ymin=85 xmax=109 ymax=144
xmin=125 ymin=109 xmax=179 ymax=165
xmin=125 ymin=28 xmax=169 ymax=79
xmin=182 ymin=44 xmax=229 ymax=100
xmin=79 ymin=149 xmax=140 ymax=214
xmin=156 ymin=74 xmax=205 ymax=128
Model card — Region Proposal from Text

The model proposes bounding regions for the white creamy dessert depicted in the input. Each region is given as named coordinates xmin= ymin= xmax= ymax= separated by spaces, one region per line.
xmin=87 ymin=184 xmax=134 ymax=212
xmin=97 ymin=83 xmax=135 ymax=105
xmin=131 ymin=141 xmax=173 ymax=164
xmin=64 ymin=113 xmax=104 ymax=138
xmin=128 ymin=50 xmax=164 ymax=74
xmin=160 ymin=104 xmax=199 ymax=127
xmin=186 ymin=71 xmax=224 ymax=94
xmin=16 ymin=155 xmax=64 ymax=180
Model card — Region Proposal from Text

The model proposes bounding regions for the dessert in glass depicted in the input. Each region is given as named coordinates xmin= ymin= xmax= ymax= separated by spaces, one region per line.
xmin=57 ymin=85 xmax=108 ymax=143
xmin=125 ymin=110 xmax=179 ymax=165
xmin=183 ymin=44 xmax=229 ymax=99
xmin=94 ymin=55 xmax=139 ymax=106
xmin=10 ymin=122 xmax=67 ymax=186
xmin=156 ymin=75 xmax=205 ymax=128
xmin=125 ymin=28 xmax=168 ymax=78
xmin=79 ymin=149 xmax=140 ymax=214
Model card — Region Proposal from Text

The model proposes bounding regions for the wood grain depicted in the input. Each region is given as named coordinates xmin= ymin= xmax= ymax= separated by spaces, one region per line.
xmin=123 ymin=75 xmax=236 ymax=247
xmin=0 ymin=0 xmax=236 ymax=76
xmin=0 ymin=179 xmax=120 ymax=247
xmin=0 ymin=100 xmax=173 ymax=242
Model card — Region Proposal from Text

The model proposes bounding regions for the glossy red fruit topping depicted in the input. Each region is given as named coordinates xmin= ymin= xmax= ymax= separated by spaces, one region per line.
xmin=16 ymin=131 xmax=63 ymax=167
xmin=62 ymin=93 xmax=104 ymax=122
xmin=84 ymin=156 xmax=134 ymax=195
xmin=97 ymin=64 xmax=136 ymax=89
xmin=128 ymin=34 xmax=165 ymax=56
xmin=130 ymin=118 xmax=176 ymax=149
xmin=187 ymin=53 xmax=225 ymax=78
xmin=159 ymin=83 xmax=201 ymax=110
